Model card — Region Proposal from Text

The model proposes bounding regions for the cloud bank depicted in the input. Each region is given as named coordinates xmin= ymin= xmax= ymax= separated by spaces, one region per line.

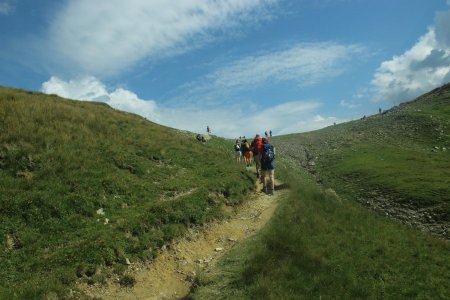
xmin=48 ymin=0 xmax=275 ymax=76
xmin=371 ymin=7 xmax=450 ymax=103
xmin=176 ymin=42 xmax=366 ymax=105
xmin=41 ymin=76 xmax=160 ymax=122
xmin=41 ymin=76 xmax=341 ymax=138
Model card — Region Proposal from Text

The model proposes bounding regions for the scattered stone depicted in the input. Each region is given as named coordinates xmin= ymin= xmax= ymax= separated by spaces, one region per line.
xmin=16 ymin=171 xmax=33 ymax=180
xmin=185 ymin=274 xmax=195 ymax=283
xmin=214 ymin=247 xmax=224 ymax=252
xmin=103 ymin=218 xmax=109 ymax=225
xmin=96 ymin=208 xmax=105 ymax=215
xmin=5 ymin=233 xmax=22 ymax=250
xmin=228 ymin=237 xmax=238 ymax=242
xmin=5 ymin=234 xmax=15 ymax=251
xmin=125 ymin=258 xmax=131 ymax=265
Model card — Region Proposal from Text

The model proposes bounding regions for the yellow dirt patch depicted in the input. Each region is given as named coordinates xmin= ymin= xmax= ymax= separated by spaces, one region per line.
xmin=81 ymin=180 xmax=285 ymax=300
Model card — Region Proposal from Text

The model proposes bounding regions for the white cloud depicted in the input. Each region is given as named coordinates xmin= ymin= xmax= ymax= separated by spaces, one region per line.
xmin=339 ymin=99 xmax=361 ymax=109
xmin=47 ymin=0 xmax=275 ymax=75
xmin=175 ymin=42 xmax=366 ymax=105
xmin=41 ymin=76 xmax=160 ymax=122
xmin=371 ymin=9 xmax=450 ymax=103
xmin=41 ymin=76 xmax=337 ymax=138
xmin=0 ymin=0 xmax=15 ymax=15
xmin=208 ymin=43 xmax=362 ymax=88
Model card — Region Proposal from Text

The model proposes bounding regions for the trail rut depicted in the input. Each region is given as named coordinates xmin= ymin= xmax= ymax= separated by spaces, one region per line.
xmin=81 ymin=178 xmax=286 ymax=300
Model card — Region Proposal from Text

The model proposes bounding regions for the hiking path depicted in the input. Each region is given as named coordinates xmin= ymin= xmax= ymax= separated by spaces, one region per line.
xmin=81 ymin=176 xmax=286 ymax=300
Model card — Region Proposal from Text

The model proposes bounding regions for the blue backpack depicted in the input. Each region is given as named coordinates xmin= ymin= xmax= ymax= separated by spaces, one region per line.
xmin=262 ymin=144 xmax=274 ymax=162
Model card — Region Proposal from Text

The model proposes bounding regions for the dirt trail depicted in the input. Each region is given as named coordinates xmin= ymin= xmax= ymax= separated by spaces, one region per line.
xmin=81 ymin=178 xmax=286 ymax=300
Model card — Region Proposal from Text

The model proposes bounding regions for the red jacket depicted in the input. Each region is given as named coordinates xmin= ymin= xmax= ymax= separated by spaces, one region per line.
xmin=251 ymin=137 xmax=263 ymax=154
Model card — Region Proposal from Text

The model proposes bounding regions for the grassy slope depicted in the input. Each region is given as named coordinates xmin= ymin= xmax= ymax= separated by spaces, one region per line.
xmin=190 ymin=85 xmax=450 ymax=299
xmin=0 ymin=87 xmax=254 ymax=298
xmin=276 ymin=83 xmax=450 ymax=231
xmin=191 ymin=163 xmax=450 ymax=299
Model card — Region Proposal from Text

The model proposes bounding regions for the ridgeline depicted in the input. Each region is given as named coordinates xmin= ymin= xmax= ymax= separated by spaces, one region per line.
xmin=1 ymin=84 xmax=449 ymax=299
xmin=274 ymin=83 xmax=450 ymax=239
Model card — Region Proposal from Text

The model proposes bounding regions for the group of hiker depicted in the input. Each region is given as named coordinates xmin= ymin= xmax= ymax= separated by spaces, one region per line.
xmin=234 ymin=134 xmax=275 ymax=195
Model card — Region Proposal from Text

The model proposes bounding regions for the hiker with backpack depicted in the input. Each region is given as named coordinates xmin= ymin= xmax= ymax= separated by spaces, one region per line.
xmin=251 ymin=134 xmax=263 ymax=179
xmin=261 ymin=137 xmax=275 ymax=194
xmin=241 ymin=139 xmax=252 ymax=169
xmin=234 ymin=139 xmax=242 ymax=162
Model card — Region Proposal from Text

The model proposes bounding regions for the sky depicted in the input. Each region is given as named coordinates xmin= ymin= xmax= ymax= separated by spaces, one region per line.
xmin=1 ymin=0 xmax=450 ymax=138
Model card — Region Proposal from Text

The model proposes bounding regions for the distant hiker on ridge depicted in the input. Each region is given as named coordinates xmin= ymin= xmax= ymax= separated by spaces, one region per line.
xmin=264 ymin=131 xmax=268 ymax=138
xmin=261 ymin=137 xmax=275 ymax=195
xmin=206 ymin=125 xmax=211 ymax=135
xmin=269 ymin=130 xmax=272 ymax=137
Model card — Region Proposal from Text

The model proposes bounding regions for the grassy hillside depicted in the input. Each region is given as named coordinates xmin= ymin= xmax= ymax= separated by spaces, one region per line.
xmin=274 ymin=83 xmax=450 ymax=238
xmin=191 ymin=163 xmax=450 ymax=299
xmin=190 ymin=84 xmax=450 ymax=299
xmin=0 ymin=87 xmax=254 ymax=299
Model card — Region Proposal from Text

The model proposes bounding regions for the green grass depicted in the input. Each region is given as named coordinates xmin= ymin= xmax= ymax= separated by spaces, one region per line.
xmin=2 ymin=83 xmax=449 ymax=299
xmin=325 ymin=144 xmax=450 ymax=207
xmin=0 ymin=87 xmax=254 ymax=299
xmin=190 ymin=84 xmax=450 ymax=299
xmin=190 ymin=162 xmax=450 ymax=299
xmin=274 ymin=85 xmax=450 ymax=223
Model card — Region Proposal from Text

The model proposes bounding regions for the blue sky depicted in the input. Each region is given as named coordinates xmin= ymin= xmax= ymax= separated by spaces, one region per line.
xmin=1 ymin=0 xmax=450 ymax=137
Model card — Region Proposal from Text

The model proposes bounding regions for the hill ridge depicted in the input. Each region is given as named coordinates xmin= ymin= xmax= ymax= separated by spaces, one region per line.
xmin=273 ymin=82 xmax=450 ymax=240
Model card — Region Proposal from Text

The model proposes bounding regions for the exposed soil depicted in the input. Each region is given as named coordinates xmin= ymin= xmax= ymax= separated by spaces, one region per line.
xmin=80 ymin=177 xmax=286 ymax=299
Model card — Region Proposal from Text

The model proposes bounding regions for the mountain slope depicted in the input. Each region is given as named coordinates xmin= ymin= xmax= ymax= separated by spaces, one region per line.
xmin=190 ymin=84 xmax=450 ymax=300
xmin=0 ymin=87 xmax=254 ymax=298
xmin=274 ymin=82 xmax=450 ymax=238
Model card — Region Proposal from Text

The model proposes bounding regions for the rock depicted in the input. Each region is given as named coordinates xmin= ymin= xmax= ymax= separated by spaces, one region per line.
xmin=5 ymin=234 xmax=15 ymax=251
xmin=96 ymin=208 xmax=105 ymax=215
xmin=125 ymin=258 xmax=131 ymax=265
xmin=5 ymin=233 xmax=22 ymax=250
xmin=16 ymin=171 xmax=33 ymax=180
xmin=214 ymin=247 xmax=224 ymax=252
xmin=228 ymin=237 xmax=238 ymax=242
xmin=104 ymin=218 xmax=109 ymax=225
